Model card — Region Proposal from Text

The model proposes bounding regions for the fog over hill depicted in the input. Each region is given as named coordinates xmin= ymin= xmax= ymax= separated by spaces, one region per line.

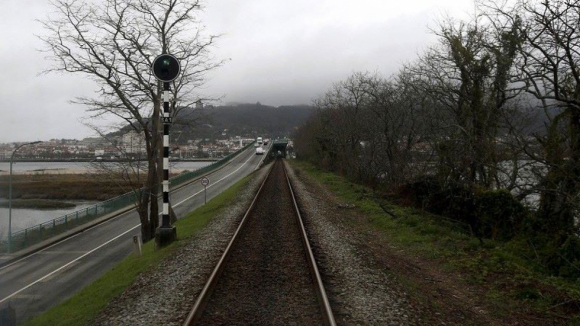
xmin=169 ymin=103 xmax=314 ymax=142
xmin=107 ymin=98 xmax=558 ymax=145
xmin=106 ymin=103 xmax=313 ymax=143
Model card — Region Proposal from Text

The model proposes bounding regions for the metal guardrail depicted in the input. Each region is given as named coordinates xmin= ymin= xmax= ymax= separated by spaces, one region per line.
xmin=0 ymin=142 xmax=254 ymax=253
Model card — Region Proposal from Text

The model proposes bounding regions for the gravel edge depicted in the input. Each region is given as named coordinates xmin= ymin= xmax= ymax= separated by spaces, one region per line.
xmin=91 ymin=160 xmax=420 ymax=325
xmin=91 ymin=166 xmax=270 ymax=326
xmin=285 ymin=160 xmax=420 ymax=325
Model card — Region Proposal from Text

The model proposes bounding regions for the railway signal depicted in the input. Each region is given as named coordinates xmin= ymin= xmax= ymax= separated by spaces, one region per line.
xmin=153 ymin=53 xmax=181 ymax=248
xmin=152 ymin=54 xmax=180 ymax=82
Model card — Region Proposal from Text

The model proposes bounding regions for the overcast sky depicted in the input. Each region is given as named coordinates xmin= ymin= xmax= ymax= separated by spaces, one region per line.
xmin=0 ymin=0 xmax=475 ymax=143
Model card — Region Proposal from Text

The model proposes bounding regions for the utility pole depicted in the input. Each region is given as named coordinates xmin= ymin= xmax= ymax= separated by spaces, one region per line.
xmin=8 ymin=141 xmax=41 ymax=253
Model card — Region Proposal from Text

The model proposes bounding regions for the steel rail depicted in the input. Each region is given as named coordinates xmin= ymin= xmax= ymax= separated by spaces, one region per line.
xmin=283 ymin=160 xmax=337 ymax=326
xmin=182 ymin=161 xmax=275 ymax=325
xmin=183 ymin=159 xmax=336 ymax=325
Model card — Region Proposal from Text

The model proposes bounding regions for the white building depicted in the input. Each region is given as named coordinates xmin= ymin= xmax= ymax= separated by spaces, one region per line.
xmin=122 ymin=131 xmax=146 ymax=155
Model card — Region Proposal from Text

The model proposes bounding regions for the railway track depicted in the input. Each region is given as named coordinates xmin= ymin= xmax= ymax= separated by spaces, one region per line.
xmin=184 ymin=159 xmax=336 ymax=325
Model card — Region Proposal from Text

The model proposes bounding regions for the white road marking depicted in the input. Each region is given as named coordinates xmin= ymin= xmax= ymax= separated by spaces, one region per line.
xmin=0 ymin=151 xmax=258 ymax=303
xmin=174 ymin=152 xmax=256 ymax=206
xmin=0 ymin=225 xmax=139 ymax=304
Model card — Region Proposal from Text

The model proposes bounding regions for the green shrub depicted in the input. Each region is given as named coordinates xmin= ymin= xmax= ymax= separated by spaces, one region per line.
xmin=474 ymin=189 xmax=527 ymax=241
xmin=399 ymin=178 xmax=526 ymax=241
xmin=551 ymin=236 xmax=580 ymax=279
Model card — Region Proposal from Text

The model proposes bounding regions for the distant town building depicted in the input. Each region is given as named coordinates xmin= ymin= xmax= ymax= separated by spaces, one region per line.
xmin=0 ymin=130 xmax=260 ymax=161
xmin=122 ymin=131 xmax=146 ymax=155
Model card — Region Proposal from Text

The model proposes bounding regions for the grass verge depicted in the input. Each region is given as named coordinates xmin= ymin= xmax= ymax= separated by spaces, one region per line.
xmin=22 ymin=174 xmax=253 ymax=326
xmin=288 ymin=159 xmax=580 ymax=324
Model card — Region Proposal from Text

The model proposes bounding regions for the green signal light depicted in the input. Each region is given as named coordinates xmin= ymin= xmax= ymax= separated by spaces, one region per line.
xmin=152 ymin=54 xmax=180 ymax=82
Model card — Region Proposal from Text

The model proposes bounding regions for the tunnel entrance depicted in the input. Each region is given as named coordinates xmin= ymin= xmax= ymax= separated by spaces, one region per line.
xmin=271 ymin=139 xmax=288 ymax=158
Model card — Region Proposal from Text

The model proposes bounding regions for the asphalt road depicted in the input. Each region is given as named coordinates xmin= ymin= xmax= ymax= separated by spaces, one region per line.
xmin=0 ymin=146 xmax=267 ymax=324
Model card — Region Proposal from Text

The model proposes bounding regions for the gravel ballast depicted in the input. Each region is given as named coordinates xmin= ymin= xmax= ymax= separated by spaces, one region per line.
xmin=91 ymin=161 xmax=420 ymax=325
xmin=285 ymin=161 xmax=420 ymax=325
xmin=91 ymin=167 xmax=270 ymax=326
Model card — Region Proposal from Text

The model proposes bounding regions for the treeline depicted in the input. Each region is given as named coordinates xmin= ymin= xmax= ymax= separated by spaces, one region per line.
xmin=293 ymin=0 xmax=580 ymax=278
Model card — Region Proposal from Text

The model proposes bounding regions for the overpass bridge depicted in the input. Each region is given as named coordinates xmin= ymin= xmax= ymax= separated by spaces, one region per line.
xmin=269 ymin=138 xmax=289 ymax=158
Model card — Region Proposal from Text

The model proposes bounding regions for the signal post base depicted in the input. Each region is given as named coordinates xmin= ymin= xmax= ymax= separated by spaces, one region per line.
xmin=155 ymin=226 xmax=177 ymax=249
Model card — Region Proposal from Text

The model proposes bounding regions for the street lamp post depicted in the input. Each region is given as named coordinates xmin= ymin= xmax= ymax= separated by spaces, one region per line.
xmin=8 ymin=141 xmax=41 ymax=253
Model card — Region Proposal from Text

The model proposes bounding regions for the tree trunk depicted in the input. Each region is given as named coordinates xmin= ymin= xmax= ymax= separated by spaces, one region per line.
xmin=537 ymin=108 xmax=579 ymax=237
xmin=138 ymin=188 xmax=151 ymax=242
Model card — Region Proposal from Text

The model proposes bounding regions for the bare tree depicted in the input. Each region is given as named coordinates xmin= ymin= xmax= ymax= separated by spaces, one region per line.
xmin=480 ymin=0 xmax=580 ymax=238
xmin=309 ymin=76 xmax=368 ymax=177
xmin=40 ymin=0 xmax=223 ymax=241
xmin=361 ymin=71 xmax=434 ymax=185
xmin=294 ymin=71 xmax=430 ymax=188
xmin=408 ymin=15 xmax=523 ymax=188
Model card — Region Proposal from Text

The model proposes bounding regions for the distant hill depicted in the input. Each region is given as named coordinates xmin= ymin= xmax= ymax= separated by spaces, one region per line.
xmin=173 ymin=103 xmax=315 ymax=141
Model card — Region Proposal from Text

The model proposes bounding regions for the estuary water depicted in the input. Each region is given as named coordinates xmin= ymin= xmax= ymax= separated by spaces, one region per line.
xmin=0 ymin=160 xmax=213 ymax=240
xmin=0 ymin=161 xmax=212 ymax=175
xmin=0 ymin=201 xmax=97 ymax=241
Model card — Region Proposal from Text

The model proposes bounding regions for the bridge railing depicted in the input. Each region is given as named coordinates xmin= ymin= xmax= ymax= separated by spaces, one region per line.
xmin=0 ymin=142 xmax=253 ymax=254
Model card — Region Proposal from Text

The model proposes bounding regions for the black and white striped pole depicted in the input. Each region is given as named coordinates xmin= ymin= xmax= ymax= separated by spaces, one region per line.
xmin=152 ymin=54 xmax=180 ymax=247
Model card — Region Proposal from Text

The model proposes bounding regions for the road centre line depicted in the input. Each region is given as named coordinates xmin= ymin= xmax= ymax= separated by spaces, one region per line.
xmin=0 ymin=151 xmax=257 ymax=303
xmin=0 ymin=225 xmax=140 ymax=304
xmin=0 ymin=151 xmax=255 ymax=271
xmin=174 ymin=151 xmax=256 ymax=207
